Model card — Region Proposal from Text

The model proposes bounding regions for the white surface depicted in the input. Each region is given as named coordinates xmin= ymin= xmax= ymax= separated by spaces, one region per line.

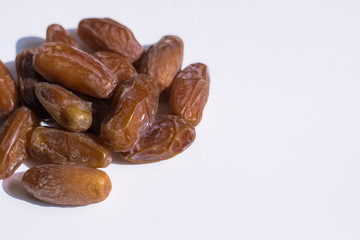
xmin=1 ymin=0 xmax=360 ymax=239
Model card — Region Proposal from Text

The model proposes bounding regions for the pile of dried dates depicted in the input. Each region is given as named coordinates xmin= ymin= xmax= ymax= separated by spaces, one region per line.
xmin=0 ymin=18 xmax=210 ymax=206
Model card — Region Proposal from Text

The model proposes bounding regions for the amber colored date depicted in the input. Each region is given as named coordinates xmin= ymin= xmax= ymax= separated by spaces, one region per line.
xmin=93 ymin=51 xmax=137 ymax=85
xmin=29 ymin=127 xmax=112 ymax=168
xmin=35 ymin=82 xmax=92 ymax=132
xmin=0 ymin=107 xmax=39 ymax=179
xmin=121 ymin=115 xmax=196 ymax=163
xmin=169 ymin=63 xmax=210 ymax=126
xmin=22 ymin=164 xmax=112 ymax=206
xmin=100 ymin=74 xmax=159 ymax=152
xmin=33 ymin=42 xmax=117 ymax=98
xmin=46 ymin=24 xmax=79 ymax=48
xmin=0 ymin=60 xmax=21 ymax=118
xmin=139 ymin=35 xmax=183 ymax=92
xmin=78 ymin=18 xmax=143 ymax=63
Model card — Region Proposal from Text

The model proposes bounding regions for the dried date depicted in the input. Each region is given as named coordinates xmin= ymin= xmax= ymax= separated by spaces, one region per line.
xmin=46 ymin=24 xmax=79 ymax=48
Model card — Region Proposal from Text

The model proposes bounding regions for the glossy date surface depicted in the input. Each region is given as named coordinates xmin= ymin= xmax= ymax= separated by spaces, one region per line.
xmin=0 ymin=60 xmax=20 ymax=118
xmin=46 ymin=24 xmax=79 ymax=48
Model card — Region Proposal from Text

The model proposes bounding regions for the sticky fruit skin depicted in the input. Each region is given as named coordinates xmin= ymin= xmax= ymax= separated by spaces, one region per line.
xmin=22 ymin=164 xmax=112 ymax=206
xmin=33 ymin=42 xmax=117 ymax=98
xmin=169 ymin=63 xmax=210 ymax=126
xmin=78 ymin=18 xmax=143 ymax=63
xmin=0 ymin=107 xmax=39 ymax=179
xmin=121 ymin=115 xmax=196 ymax=163
xmin=100 ymin=74 xmax=159 ymax=152
xmin=35 ymin=82 xmax=92 ymax=132
xmin=0 ymin=60 xmax=21 ymax=118
xmin=93 ymin=51 xmax=137 ymax=85
xmin=139 ymin=35 xmax=183 ymax=92
xmin=29 ymin=127 xmax=112 ymax=168
xmin=46 ymin=24 xmax=79 ymax=48
xmin=15 ymin=49 xmax=49 ymax=117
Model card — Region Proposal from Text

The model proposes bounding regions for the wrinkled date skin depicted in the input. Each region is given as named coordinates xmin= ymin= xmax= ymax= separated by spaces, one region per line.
xmin=139 ymin=35 xmax=183 ymax=92
xmin=33 ymin=42 xmax=117 ymax=98
xmin=22 ymin=164 xmax=112 ymax=206
xmin=100 ymin=74 xmax=159 ymax=152
xmin=93 ymin=51 xmax=137 ymax=85
xmin=0 ymin=60 xmax=21 ymax=118
xmin=121 ymin=115 xmax=196 ymax=163
xmin=29 ymin=127 xmax=112 ymax=168
xmin=0 ymin=107 xmax=39 ymax=179
xmin=78 ymin=18 xmax=143 ymax=63
xmin=169 ymin=63 xmax=210 ymax=126
xmin=46 ymin=24 xmax=79 ymax=48
xmin=15 ymin=49 xmax=49 ymax=117
xmin=35 ymin=82 xmax=92 ymax=132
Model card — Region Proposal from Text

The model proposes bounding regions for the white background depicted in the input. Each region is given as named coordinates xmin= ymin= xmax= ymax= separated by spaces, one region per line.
xmin=1 ymin=0 xmax=360 ymax=239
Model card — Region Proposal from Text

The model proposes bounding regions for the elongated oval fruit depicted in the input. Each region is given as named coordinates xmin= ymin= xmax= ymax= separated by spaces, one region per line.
xmin=0 ymin=107 xmax=39 ymax=179
xmin=100 ymin=74 xmax=159 ymax=152
xmin=22 ymin=164 xmax=112 ymax=206
xmin=121 ymin=115 xmax=196 ymax=163
xmin=169 ymin=63 xmax=210 ymax=126
xmin=29 ymin=127 xmax=112 ymax=168
xmin=46 ymin=24 xmax=79 ymax=48
xmin=139 ymin=35 xmax=183 ymax=92
xmin=93 ymin=51 xmax=137 ymax=85
xmin=0 ymin=60 xmax=21 ymax=118
xmin=33 ymin=42 xmax=117 ymax=98
xmin=78 ymin=18 xmax=143 ymax=63
xmin=15 ymin=49 xmax=49 ymax=117
xmin=35 ymin=82 xmax=92 ymax=132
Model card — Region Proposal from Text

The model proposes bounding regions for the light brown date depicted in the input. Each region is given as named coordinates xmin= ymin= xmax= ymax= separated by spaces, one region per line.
xmin=29 ymin=127 xmax=112 ymax=168
xmin=169 ymin=63 xmax=210 ymax=126
xmin=0 ymin=107 xmax=39 ymax=179
xmin=46 ymin=24 xmax=79 ymax=48
xmin=78 ymin=18 xmax=143 ymax=63
xmin=35 ymin=82 xmax=92 ymax=132
xmin=100 ymin=74 xmax=159 ymax=152
xmin=22 ymin=164 xmax=112 ymax=206
xmin=121 ymin=115 xmax=196 ymax=163
xmin=33 ymin=42 xmax=117 ymax=98
xmin=15 ymin=49 xmax=49 ymax=117
xmin=93 ymin=51 xmax=137 ymax=85
xmin=0 ymin=60 xmax=21 ymax=118
xmin=139 ymin=35 xmax=183 ymax=92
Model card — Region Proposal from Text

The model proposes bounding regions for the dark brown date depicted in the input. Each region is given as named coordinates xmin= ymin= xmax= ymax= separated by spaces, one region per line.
xmin=0 ymin=60 xmax=21 ymax=118
xmin=78 ymin=18 xmax=143 ymax=63
xmin=33 ymin=42 xmax=117 ymax=98
xmin=35 ymin=82 xmax=92 ymax=132
xmin=15 ymin=49 xmax=49 ymax=117
xmin=46 ymin=24 xmax=79 ymax=48
xmin=100 ymin=74 xmax=159 ymax=152
xmin=29 ymin=127 xmax=112 ymax=168
xmin=139 ymin=35 xmax=183 ymax=92
xmin=169 ymin=63 xmax=210 ymax=126
xmin=93 ymin=51 xmax=137 ymax=85
xmin=0 ymin=107 xmax=39 ymax=179
xmin=22 ymin=164 xmax=112 ymax=206
xmin=121 ymin=115 xmax=196 ymax=163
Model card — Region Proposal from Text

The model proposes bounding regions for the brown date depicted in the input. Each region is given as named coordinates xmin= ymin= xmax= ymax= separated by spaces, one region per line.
xmin=139 ymin=35 xmax=183 ymax=92
xmin=78 ymin=18 xmax=143 ymax=63
xmin=33 ymin=42 xmax=117 ymax=98
xmin=121 ymin=115 xmax=196 ymax=163
xmin=169 ymin=63 xmax=210 ymax=126
xmin=0 ymin=60 xmax=21 ymax=118
xmin=0 ymin=107 xmax=39 ymax=179
xmin=93 ymin=51 xmax=137 ymax=85
xmin=46 ymin=24 xmax=79 ymax=48
xmin=15 ymin=49 xmax=49 ymax=117
xmin=22 ymin=164 xmax=112 ymax=206
xmin=29 ymin=127 xmax=112 ymax=168
xmin=100 ymin=74 xmax=159 ymax=152
xmin=35 ymin=82 xmax=92 ymax=132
